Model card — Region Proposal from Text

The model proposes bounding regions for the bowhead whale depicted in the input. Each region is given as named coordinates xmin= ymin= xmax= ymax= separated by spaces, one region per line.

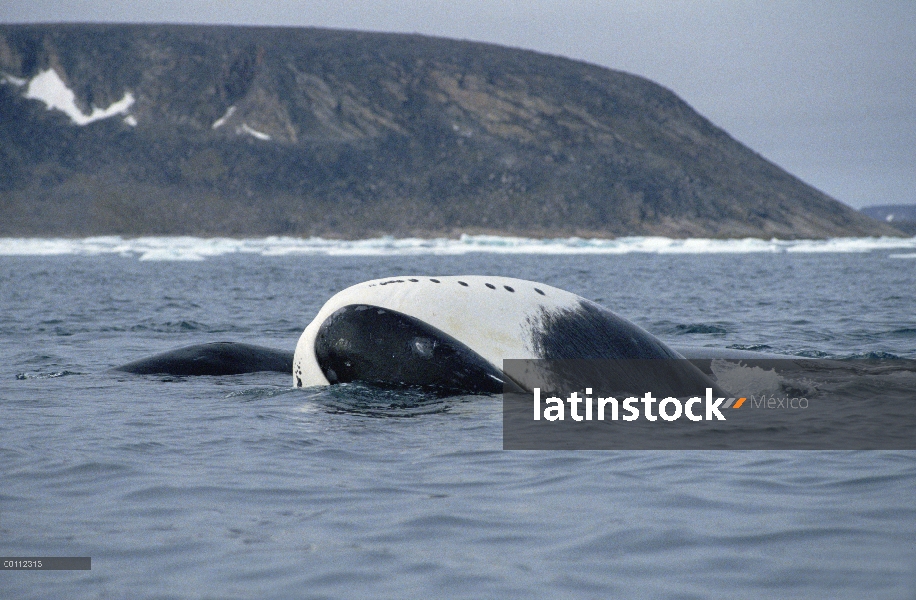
xmin=116 ymin=341 xmax=293 ymax=377
xmin=117 ymin=276 xmax=722 ymax=395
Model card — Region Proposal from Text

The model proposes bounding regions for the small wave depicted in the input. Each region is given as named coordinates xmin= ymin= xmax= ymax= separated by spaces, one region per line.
xmin=839 ymin=351 xmax=902 ymax=360
xmin=116 ymin=441 xmax=167 ymax=452
xmin=128 ymin=320 xmax=223 ymax=333
xmin=673 ymin=323 xmax=729 ymax=335
xmin=2 ymin=234 xmax=916 ymax=259
xmin=887 ymin=327 xmax=916 ymax=338
xmin=305 ymin=382 xmax=462 ymax=418
xmin=15 ymin=370 xmax=80 ymax=380
xmin=711 ymin=360 xmax=786 ymax=397
xmin=793 ymin=349 xmax=833 ymax=358
xmin=712 ymin=357 xmax=916 ymax=404
xmin=726 ymin=344 xmax=774 ymax=352
xmin=224 ymin=387 xmax=298 ymax=401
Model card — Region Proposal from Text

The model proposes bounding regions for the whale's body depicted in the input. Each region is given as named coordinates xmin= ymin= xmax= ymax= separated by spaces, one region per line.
xmin=293 ymin=276 xmax=689 ymax=393
xmin=117 ymin=275 xmax=727 ymax=395
xmin=115 ymin=342 xmax=293 ymax=376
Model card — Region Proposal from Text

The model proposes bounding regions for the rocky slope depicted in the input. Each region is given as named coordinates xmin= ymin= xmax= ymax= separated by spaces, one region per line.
xmin=0 ymin=23 xmax=900 ymax=238
xmin=860 ymin=205 xmax=916 ymax=235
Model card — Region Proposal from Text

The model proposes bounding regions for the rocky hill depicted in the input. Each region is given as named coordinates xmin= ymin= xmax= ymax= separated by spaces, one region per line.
xmin=861 ymin=205 xmax=916 ymax=235
xmin=0 ymin=23 xmax=900 ymax=238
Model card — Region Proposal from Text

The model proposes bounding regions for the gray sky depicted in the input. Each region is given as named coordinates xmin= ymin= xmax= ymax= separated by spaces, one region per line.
xmin=3 ymin=1 xmax=914 ymax=208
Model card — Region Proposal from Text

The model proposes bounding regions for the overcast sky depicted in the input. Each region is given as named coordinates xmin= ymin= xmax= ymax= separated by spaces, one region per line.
xmin=3 ymin=1 xmax=914 ymax=208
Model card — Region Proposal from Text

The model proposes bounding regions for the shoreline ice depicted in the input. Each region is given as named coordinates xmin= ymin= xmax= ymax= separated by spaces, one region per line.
xmin=1 ymin=234 xmax=916 ymax=261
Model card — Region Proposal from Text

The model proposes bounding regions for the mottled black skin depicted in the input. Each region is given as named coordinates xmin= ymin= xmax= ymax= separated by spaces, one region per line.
xmin=115 ymin=342 xmax=293 ymax=376
xmin=533 ymin=300 xmax=683 ymax=360
xmin=311 ymin=304 xmax=510 ymax=394
xmin=522 ymin=300 xmax=725 ymax=397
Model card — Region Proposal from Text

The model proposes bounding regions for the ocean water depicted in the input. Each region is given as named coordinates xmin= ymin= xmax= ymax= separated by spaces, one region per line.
xmin=2 ymin=238 xmax=915 ymax=599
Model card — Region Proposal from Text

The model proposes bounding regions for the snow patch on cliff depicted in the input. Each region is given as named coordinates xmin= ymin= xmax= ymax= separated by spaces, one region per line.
xmin=23 ymin=68 xmax=135 ymax=126
xmin=1 ymin=73 xmax=27 ymax=87
xmin=237 ymin=123 xmax=271 ymax=141
xmin=212 ymin=106 xmax=236 ymax=129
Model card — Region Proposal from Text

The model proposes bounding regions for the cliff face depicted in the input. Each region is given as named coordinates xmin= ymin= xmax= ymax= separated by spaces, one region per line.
xmin=0 ymin=24 xmax=899 ymax=238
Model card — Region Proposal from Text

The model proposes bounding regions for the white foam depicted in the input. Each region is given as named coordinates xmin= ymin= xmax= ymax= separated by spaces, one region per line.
xmin=710 ymin=360 xmax=784 ymax=397
xmin=23 ymin=68 xmax=135 ymax=126
xmin=123 ymin=115 xmax=138 ymax=127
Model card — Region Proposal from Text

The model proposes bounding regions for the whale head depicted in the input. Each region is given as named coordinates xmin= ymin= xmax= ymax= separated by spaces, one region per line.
xmin=293 ymin=276 xmax=685 ymax=393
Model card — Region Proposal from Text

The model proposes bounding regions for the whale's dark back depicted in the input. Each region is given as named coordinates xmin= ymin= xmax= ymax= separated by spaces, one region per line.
xmin=115 ymin=342 xmax=293 ymax=376
xmin=533 ymin=300 xmax=683 ymax=360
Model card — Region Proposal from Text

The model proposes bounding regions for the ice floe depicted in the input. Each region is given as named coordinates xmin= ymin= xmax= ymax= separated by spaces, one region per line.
xmin=1 ymin=234 xmax=915 ymax=261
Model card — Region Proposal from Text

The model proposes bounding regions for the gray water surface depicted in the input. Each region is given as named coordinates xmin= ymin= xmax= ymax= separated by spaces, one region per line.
xmin=2 ymin=252 xmax=915 ymax=599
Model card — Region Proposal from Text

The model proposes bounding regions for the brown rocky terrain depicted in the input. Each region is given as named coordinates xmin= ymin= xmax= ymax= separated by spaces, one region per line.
xmin=0 ymin=23 xmax=901 ymax=238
